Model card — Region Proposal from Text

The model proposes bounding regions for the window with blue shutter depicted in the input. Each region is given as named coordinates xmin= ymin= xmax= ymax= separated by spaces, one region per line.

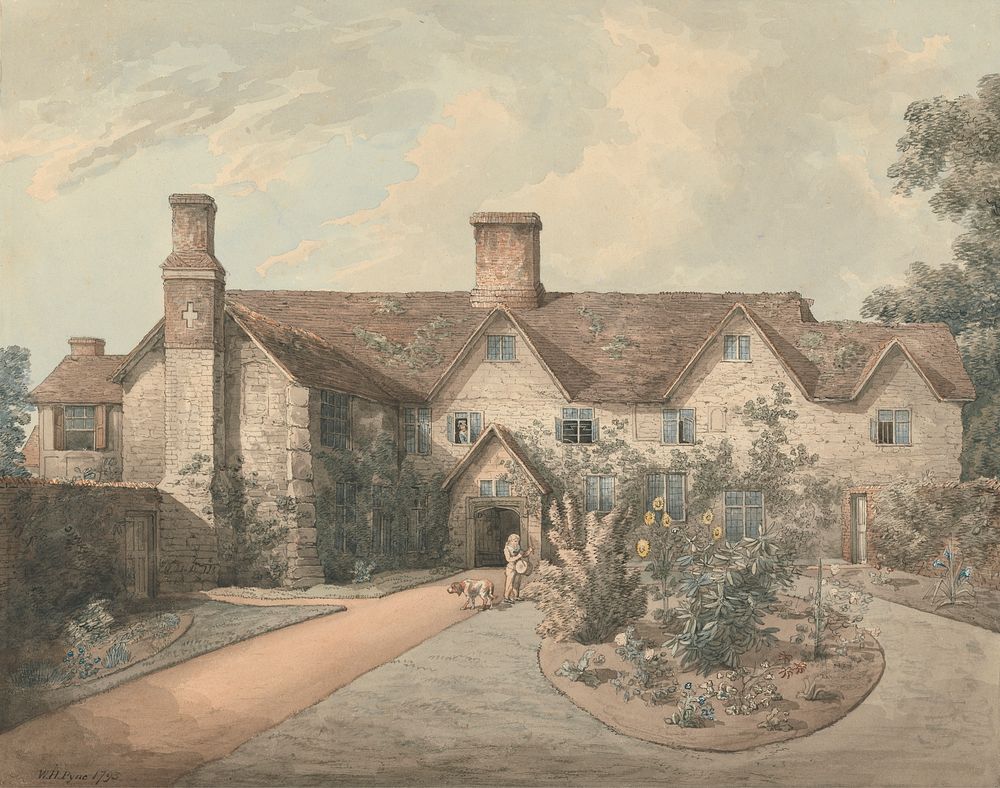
xmin=874 ymin=409 xmax=911 ymax=445
xmin=486 ymin=335 xmax=516 ymax=361
xmin=449 ymin=411 xmax=484 ymax=444
xmin=662 ymin=409 xmax=696 ymax=444
xmin=561 ymin=408 xmax=596 ymax=443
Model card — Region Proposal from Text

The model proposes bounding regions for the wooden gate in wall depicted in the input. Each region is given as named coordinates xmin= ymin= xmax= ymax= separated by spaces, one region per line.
xmin=124 ymin=511 xmax=156 ymax=598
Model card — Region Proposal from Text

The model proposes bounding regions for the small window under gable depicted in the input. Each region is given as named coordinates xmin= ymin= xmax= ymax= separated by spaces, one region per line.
xmin=662 ymin=408 xmax=696 ymax=444
xmin=448 ymin=411 xmax=483 ymax=444
xmin=724 ymin=334 xmax=751 ymax=361
xmin=557 ymin=408 xmax=598 ymax=444
xmin=486 ymin=335 xmax=516 ymax=361
xmin=872 ymin=409 xmax=911 ymax=446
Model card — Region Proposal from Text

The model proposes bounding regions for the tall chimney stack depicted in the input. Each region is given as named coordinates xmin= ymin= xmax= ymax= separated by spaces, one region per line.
xmin=469 ymin=212 xmax=544 ymax=310
xmin=170 ymin=193 xmax=216 ymax=255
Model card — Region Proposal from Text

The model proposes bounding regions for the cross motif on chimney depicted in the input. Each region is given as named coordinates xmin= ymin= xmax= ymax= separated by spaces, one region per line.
xmin=181 ymin=302 xmax=199 ymax=329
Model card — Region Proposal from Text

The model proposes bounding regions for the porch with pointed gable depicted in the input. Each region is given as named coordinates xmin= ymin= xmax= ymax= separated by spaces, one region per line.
xmin=442 ymin=423 xmax=551 ymax=569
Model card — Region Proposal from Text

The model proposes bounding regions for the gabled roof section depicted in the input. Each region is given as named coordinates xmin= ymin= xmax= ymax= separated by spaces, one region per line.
xmin=845 ymin=337 xmax=969 ymax=402
xmin=426 ymin=307 xmax=575 ymax=402
xmin=111 ymin=318 xmax=164 ymax=383
xmin=31 ymin=354 xmax=126 ymax=404
xmin=441 ymin=423 xmax=552 ymax=494
xmin=225 ymin=301 xmax=406 ymax=402
xmin=20 ymin=426 xmax=39 ymax=471
xmin=662 ymin=302 xmax=814 ymax=400
xmin=200 ymin=289 xmax=973 ymax=405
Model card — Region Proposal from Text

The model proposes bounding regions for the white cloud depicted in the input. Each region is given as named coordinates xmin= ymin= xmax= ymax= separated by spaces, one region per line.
xmin=256 ymin=238 xmax=326 ymax=277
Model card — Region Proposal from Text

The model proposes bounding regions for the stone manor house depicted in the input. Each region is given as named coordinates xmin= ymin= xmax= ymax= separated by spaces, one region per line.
xmin=26 ymin=194 xmax=975 ymax=591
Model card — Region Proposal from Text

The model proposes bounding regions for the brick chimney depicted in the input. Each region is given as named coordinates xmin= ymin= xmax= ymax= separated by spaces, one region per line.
xmin=68 ymin=337 xmax=105 ymax=357
xmin=469 ymin=212 xmax=544 ymax=309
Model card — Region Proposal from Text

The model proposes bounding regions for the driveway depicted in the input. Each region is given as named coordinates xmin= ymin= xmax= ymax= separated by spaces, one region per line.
xmin=182 ymin=595 xmax=1000 ymax=787
xmin=0 ymin=569 xmax=505 ymax=787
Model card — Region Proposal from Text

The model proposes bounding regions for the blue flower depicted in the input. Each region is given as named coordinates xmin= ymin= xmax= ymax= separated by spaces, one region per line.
xmin=960 ymin=567 xmax=972 ymax=579
xmin=66 ymin=651 xmax=74 ymax=658
xmin=697 ymin=695 xmax=707 ymax=705
xmin=944 ymin=549 xmax=953 ymax=560
xmin=684 ymin=682 xmax=693 ymax=690
xmin=932 ymin=559 xmax=946 ymax=569
xmin=701 ymin=707 xmax=715 ymax=720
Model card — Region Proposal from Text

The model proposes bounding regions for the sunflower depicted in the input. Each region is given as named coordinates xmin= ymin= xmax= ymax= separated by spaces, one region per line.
xmin=661 ymin=513 xmax=672 ymax=528
xmin=652 ymin=496 xmax=665 ymax=511
xmin=644 ymin=511 xmax=655 ymax=526
xmin=636 ymin=539 xmax=651 ymax=558
xmin=712 ymin=526 xmax=723 ymax=541
xmin=701 ymin=510 xmax=715 ymax=525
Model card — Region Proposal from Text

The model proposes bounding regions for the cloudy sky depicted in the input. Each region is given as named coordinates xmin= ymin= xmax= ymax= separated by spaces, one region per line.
xmin=1 ymin=0 xmax=997 ymax=386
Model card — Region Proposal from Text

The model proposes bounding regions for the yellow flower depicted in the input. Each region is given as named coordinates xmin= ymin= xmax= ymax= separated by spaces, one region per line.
xmin=644 ymin=511 xmax=655 ymax=526
xmin=712 ymin=526 xmax=723 ymax=541
xmin=636 ymin=539 xmax=651 ymax=558
xmin=701 ymin=510 xmax=715 ymax=525
xmin=652 ymin=496 xmax=665 ymax=511
xmin=662 ymin=513 xmax=672 ymax=528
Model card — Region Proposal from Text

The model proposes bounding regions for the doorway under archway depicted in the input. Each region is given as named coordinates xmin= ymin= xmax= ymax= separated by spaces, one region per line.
xmin=474 ymin=507 xmax=521 ymax=567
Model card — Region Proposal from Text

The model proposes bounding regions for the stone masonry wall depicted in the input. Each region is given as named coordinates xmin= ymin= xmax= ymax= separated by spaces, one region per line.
xmin=121 ymin=348 xmax=166 ymax=484
xmin=407 ymin=311 xmax=963 ymax=557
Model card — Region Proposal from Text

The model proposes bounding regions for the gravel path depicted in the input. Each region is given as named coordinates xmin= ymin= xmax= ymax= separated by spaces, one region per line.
xmin=183 ymin=595 xmax=1000 ymax=787
xmin=0 ymin=571 xmax=494 ymax=787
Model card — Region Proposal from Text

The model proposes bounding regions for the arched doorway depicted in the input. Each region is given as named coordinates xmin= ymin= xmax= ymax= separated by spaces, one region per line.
xmin=474 ymin=507 xmax=521 ymax=567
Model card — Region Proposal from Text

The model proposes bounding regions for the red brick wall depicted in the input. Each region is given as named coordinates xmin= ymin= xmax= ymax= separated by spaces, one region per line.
xmin=469 ymin=213 xmax=544 ymax=309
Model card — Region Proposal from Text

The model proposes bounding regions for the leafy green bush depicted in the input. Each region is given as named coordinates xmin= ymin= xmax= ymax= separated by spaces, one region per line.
xmin=667 ymin=535 xmax=796 ymax=675
xmin=531 ymin=494 xmax=647 ymax=644
xmin=555 ymin=650 xmax=601 ymax=688
xmin=870 ymin=481 xmax=1000 ymax=585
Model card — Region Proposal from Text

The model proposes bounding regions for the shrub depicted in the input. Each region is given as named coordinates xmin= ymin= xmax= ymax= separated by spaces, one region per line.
xmin=870 ymin=481 xmax=1000 ymax=580
xmin=610 ymin=626 xmax=677 ymax=704
xmin=532 ymin=495 xmax=647 ymax=644
xmin=798 ymin=560 xmax=872 ymax=659
xmin=667 ymin=535 xmax=796 ymax=675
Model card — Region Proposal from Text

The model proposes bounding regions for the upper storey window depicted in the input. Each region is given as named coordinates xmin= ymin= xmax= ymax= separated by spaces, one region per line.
xmin=320 ymin=390 xmax=350 ymax=449
xmin=872 ymin=409 xmax=911 ymax=446
xmin=724 ymin=335 xmax=751 ymax=361
xmin=486 ymin=335 xmax=516 ymax=361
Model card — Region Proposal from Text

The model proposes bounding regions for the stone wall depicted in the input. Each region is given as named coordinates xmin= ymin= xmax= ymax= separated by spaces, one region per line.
xmin=121 ymin=348 xmax=166 ymax=483
xmin=0 ymin=478 xmax=160 ymax=607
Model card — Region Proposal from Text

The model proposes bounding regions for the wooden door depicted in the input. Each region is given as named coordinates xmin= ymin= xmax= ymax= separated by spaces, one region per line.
xmin=125 ymin=513 xmax=155 ymax=598
xmin=850 ymin=494 xmax=868 ymax=564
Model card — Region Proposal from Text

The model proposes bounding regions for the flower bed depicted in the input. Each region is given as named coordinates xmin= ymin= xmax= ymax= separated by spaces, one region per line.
xmin=9 ymin=610 xmax=191 ymax=691
xmin=538 ymin=601 xmax=884 ymax=752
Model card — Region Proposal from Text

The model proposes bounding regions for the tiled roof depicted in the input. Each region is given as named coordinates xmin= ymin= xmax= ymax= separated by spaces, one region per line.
xmin=20 ymin=426 xmax=39 ymax=470
xmin=226 ymin=290 xmax=975 ymax=403
xmin=441 ymin=423 xmax=552 ymax=493
xmin=30 ymin=354 xmax=125 ymax=404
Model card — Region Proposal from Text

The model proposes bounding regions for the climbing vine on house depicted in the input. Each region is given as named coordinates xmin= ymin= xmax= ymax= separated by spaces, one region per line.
xmin=314 ymin=434 xmax=450 ymax=582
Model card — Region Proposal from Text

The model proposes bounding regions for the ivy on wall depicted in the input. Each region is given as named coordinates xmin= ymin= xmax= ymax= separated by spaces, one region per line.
xmin=314 ymin=434 xmax=451 ymax=581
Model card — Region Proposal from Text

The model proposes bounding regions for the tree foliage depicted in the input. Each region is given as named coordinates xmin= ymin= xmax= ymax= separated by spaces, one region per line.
xmin=0 ymin=345 xmax=33 ymax=477
xmin=862 ymin=74 xmax=1000 ymax=478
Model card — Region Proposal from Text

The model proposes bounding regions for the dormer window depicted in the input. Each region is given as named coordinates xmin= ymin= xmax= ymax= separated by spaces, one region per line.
xmin=724 ymin=335 xmax=751 ymax=361
xmin=487 ymin=335 xmax=516 ymax=361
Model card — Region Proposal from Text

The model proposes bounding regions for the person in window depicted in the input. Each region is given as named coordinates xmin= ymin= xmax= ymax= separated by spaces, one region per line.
xmin=455 ymin=417 xmax=470 ymax=444
xmin=503 ymin=533 xmax=532 ymax=603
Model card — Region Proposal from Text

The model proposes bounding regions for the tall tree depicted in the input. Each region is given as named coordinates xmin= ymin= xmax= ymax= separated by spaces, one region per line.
xmin=0 ymin=345 xmax=33 ymax=477
xmin=862 ymin=74 xmax=1000 ymax=479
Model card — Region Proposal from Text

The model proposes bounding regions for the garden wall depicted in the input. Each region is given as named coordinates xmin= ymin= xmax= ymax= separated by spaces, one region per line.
xmin=843 ymin=479 xmax=1000 ymax=587
xmin=0 ymin=478 xmax=161 ymax=621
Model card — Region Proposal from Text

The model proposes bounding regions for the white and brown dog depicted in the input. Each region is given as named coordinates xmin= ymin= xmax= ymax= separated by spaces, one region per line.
xmin=446 ymin=578 xmax=496 ymax=610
